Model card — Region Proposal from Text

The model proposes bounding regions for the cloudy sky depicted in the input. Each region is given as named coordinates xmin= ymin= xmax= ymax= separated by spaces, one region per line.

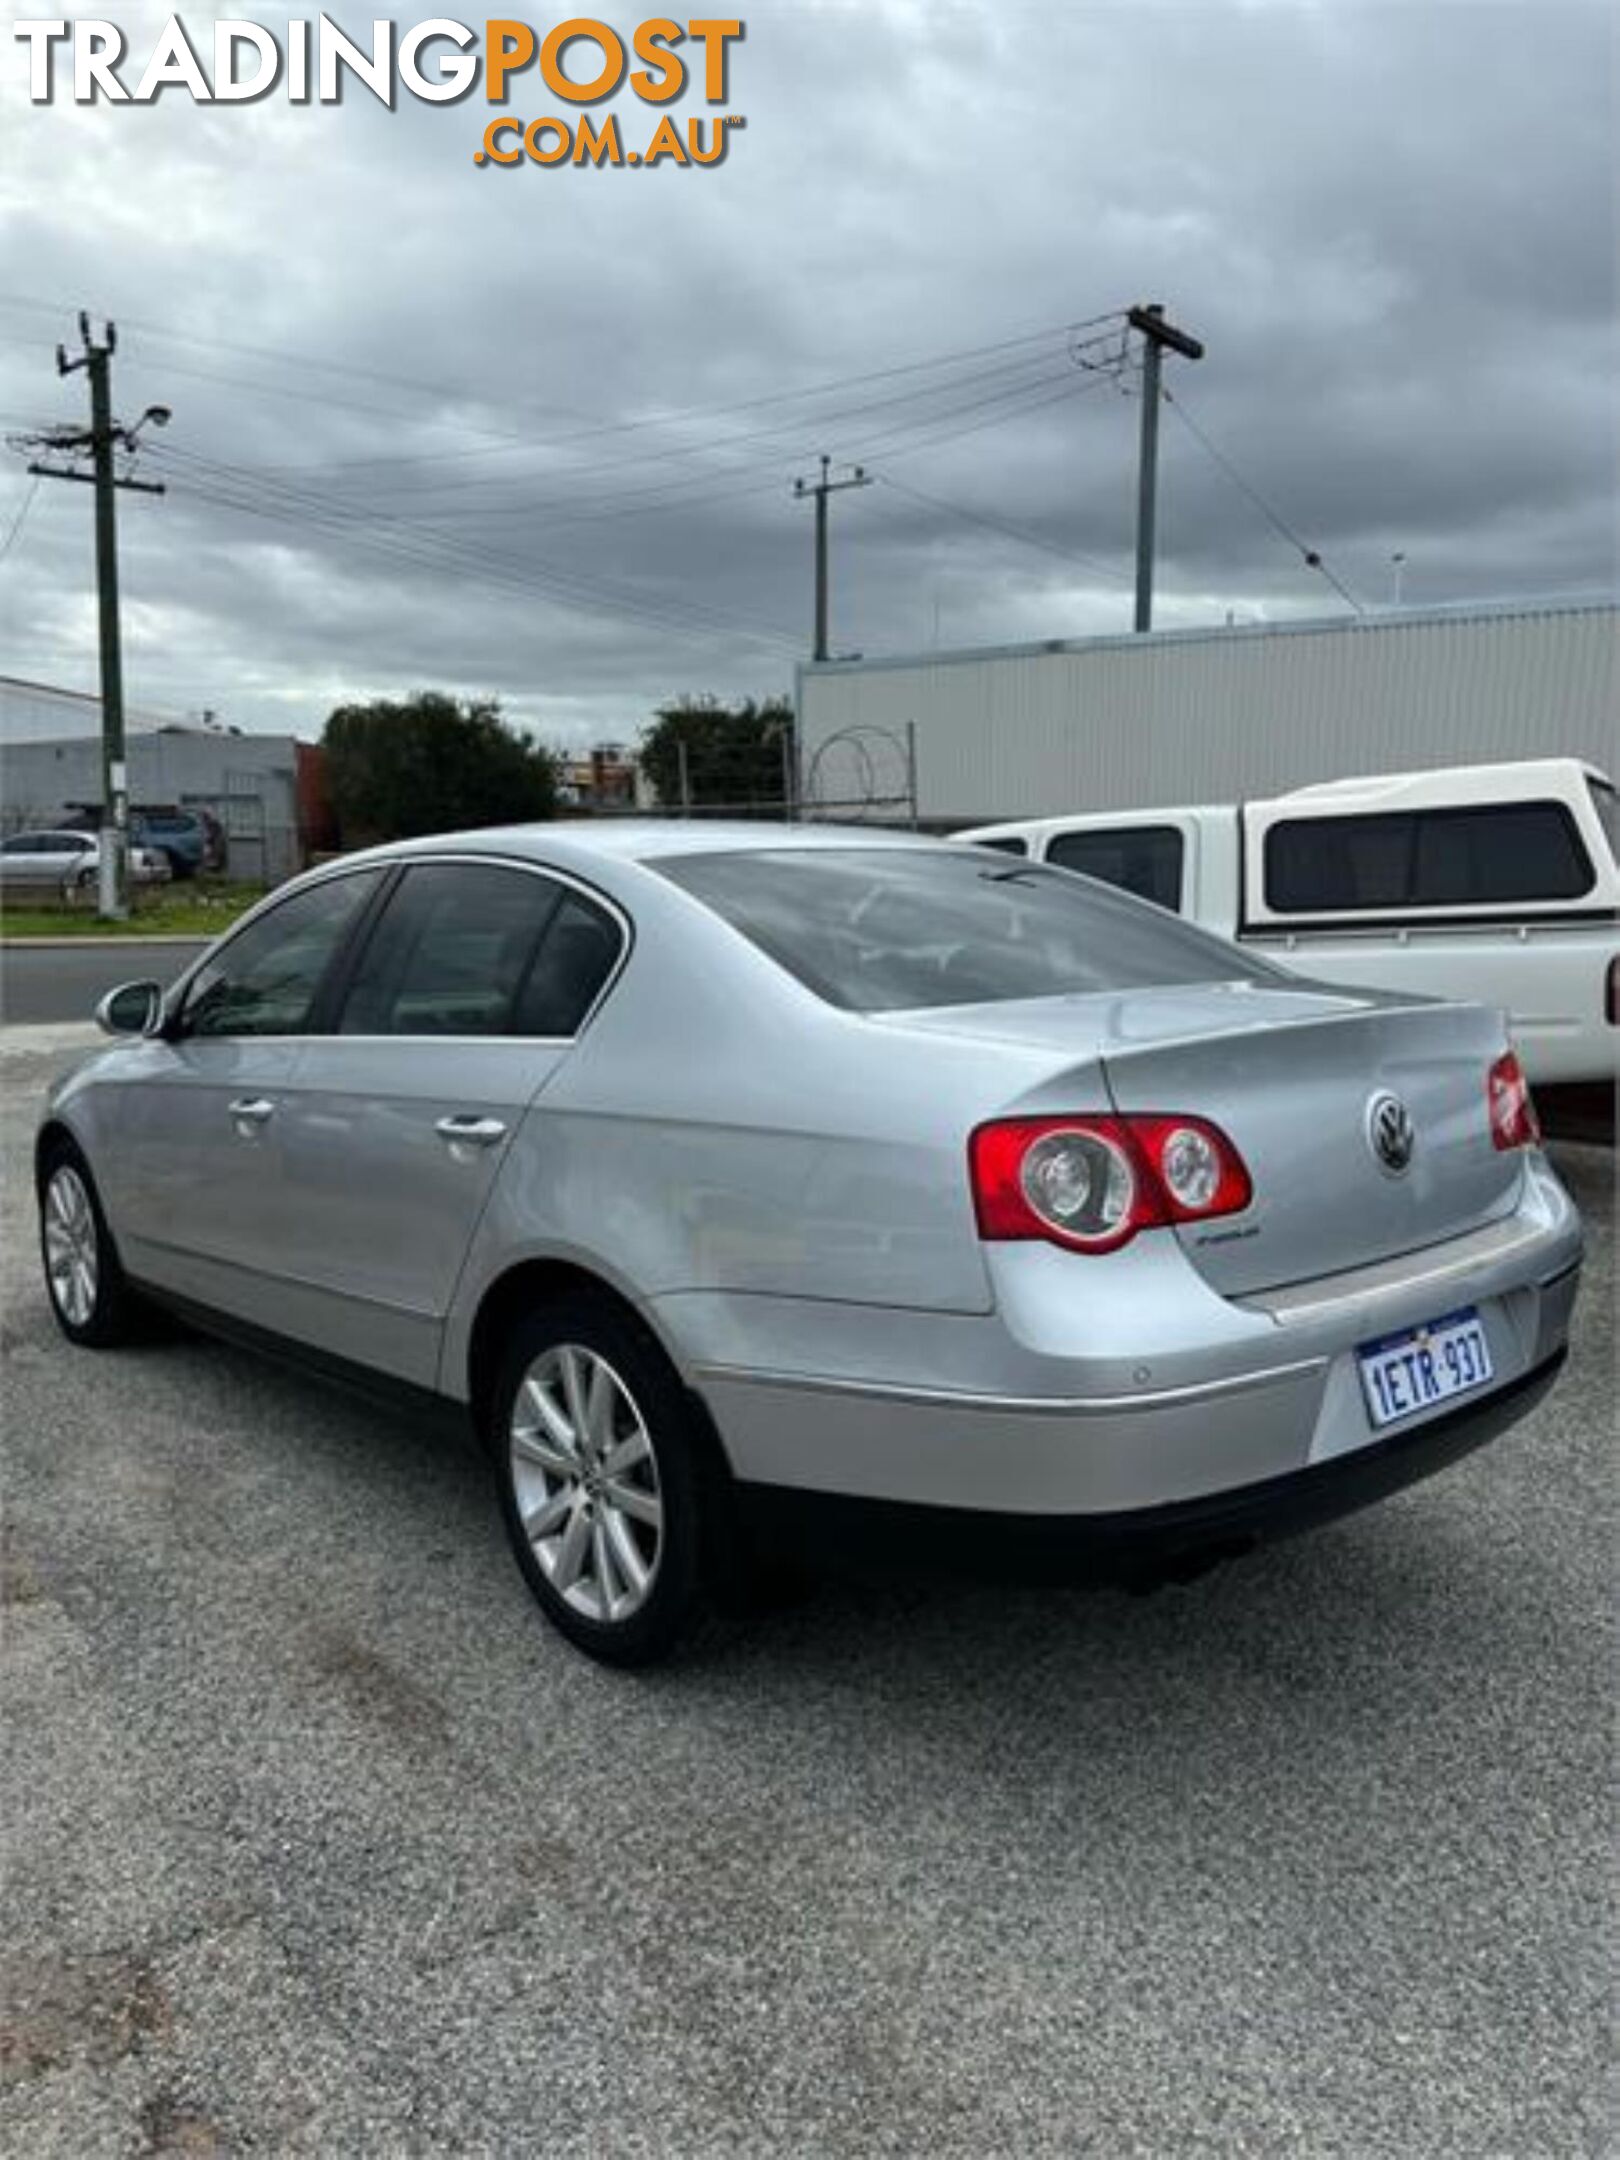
xmin=1 ymin=0 xmax=1615 ymax=749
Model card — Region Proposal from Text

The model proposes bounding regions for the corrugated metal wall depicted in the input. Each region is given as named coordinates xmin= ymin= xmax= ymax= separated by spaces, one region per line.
xmin=797 ymin=600 xmax=1620 ymax=823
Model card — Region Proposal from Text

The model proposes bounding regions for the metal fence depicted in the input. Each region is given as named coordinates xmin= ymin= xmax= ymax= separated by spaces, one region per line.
xmin=601 ymin=721 xmax=921 ymax=827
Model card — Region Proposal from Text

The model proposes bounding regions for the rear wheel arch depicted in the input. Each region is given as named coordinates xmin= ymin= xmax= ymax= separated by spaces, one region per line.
xmin=465 ymin=1259 xmax=721 ymax=1461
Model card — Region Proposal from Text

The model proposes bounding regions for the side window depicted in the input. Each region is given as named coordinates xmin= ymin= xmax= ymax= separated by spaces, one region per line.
xmin=514 ymin=891 xmax=624 ymax=1036
xmin=1265 ymin=804 xmax=1594 ymax=914
xmin=1587 ymin=780 xmax=1619 ymax=864
xmin=971 ymin=835 xmax=1030 ymax=858
xmin=1048 ymin=826 xmax=1185 ymax=912
xmin=338 ymin=864 xmax=562 ymax=1037
xmin=182 ymin=871 xmax=382 ymax=1039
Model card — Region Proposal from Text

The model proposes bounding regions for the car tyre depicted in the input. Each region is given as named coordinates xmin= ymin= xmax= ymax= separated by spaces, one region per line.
xmin=37 ymin=1141 xmax=149 ymax=1348
xmin=491 ymin=1294 xmax=710 ymax=1667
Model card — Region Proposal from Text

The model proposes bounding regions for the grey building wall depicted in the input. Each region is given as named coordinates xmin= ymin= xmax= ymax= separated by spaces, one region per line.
xmin=0 ymin=676 xmax=176 ymax=746
xmin=796 ymin=597 xmax=1620 ymax=825
xmin=0 ymin=727 xmax=303 ymax=884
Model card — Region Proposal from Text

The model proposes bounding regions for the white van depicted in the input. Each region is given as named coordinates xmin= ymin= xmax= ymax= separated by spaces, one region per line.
xmin=961 ymin=759 xmax=1620 ymax=1085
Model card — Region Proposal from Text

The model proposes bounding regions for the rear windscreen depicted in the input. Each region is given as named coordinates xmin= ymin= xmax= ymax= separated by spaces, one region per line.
xmin=656 ymin=847 xmax=1279 ymax=1012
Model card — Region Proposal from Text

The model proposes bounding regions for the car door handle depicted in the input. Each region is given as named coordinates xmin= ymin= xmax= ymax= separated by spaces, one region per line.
xmin=434 ymin=1115 xmax=508 ymax=1149
xmin=228 ymin=1097 xmax=275 ymax=1127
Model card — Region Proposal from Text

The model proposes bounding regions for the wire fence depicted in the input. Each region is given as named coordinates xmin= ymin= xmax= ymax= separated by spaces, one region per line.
xmin=570 ymin=794 xmax=917 ymax=826
xmin=598 ymin=720 xmax=921 ymax=827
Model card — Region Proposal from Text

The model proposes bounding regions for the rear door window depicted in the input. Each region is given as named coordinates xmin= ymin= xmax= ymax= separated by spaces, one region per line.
xmin=334 ymin=864 xmax=624 ymax=1039
xmin=338 ymin=864 xmax=562 ymax=1037
xmin=1047 ymin=825 xmax=1185 ymax=912
xmin=1264 ymin=803 xmax=1594 ymax=913
xmin=514 ymin=892 xmax=624 ymax=1036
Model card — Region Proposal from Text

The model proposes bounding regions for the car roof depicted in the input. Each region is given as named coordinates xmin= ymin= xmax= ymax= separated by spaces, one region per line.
xmin=353 ymin=818 xmax=952 ymax=872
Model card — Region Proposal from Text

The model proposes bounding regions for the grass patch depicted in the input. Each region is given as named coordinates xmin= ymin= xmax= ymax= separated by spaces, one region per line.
xmin=0 ymin=882 xmax=264 ymax=941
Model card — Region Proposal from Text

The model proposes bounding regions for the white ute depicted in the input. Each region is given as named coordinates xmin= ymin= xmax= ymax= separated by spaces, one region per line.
xmin=962 ymin=759 xmax=1620 ymax=1086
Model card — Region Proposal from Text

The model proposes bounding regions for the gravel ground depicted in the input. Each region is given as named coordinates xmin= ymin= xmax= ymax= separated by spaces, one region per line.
xmin=1 ymin=1031 xmax=1614 ymax=2157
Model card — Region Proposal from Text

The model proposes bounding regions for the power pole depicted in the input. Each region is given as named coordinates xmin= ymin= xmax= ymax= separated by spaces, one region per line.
xmin=1126 ymin=304 xmax=1204 ymax=633
xmin=25 ymin=315 xmax=167 ymax=918
xmin=793 ymin=455 xmax=870 ymax=663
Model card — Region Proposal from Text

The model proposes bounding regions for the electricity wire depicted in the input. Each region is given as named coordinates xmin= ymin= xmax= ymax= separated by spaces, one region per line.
xmin=874 ymin=473 xmax=1132 ymax=586
xmin=0 ymin=474 xmax=41 ymax=566
xmin=1162 ymin=388 xmax=1365 ymax=614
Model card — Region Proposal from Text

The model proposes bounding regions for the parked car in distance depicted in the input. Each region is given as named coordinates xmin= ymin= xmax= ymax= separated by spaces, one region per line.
xmin=961 ymin=759 xmax=1620 ymax=1085
xmin=38 ymin=823 xmax=1581 ymax=1665
xmin=1 ymin=829 xmax=171 ymax=899
xmin=133 ymin=808 xmax=211 ymax=880
xmin=65 ymin=804 xmax=216 ymax=880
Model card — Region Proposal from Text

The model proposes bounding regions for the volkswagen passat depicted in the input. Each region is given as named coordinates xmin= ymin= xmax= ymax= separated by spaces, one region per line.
xmin=37 ymin=824 xmax=1582 ymax=1662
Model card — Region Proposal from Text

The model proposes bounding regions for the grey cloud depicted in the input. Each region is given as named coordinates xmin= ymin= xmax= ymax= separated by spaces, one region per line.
xmin=1 ymin=0 xmax=1614 ymax=747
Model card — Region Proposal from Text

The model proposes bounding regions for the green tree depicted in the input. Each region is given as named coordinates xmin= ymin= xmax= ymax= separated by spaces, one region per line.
xmin=638 ymin=695 xmax=794 ymax=810
xmin=324 ymin=693 xmax=556 ymax=843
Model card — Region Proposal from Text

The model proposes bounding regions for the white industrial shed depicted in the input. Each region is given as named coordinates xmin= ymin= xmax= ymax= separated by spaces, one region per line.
xmin=795 ymin=596 xmax=1619 ymax=826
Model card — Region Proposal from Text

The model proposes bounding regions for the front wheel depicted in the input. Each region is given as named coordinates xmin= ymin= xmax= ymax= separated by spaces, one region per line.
xmin=491 ymin=1296 xmax=709 ymax=1666
xmin=38 ymin=1144 xmax=147 ymax=1347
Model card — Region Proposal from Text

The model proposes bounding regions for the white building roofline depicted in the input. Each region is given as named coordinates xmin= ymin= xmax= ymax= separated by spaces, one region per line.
xmin=797 ymin=591 xmax=1620 ymax=684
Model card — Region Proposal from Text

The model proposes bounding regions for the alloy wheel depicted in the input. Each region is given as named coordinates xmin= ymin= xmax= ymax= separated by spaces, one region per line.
xmin=509 ymin=1344 xmax=664 ymax=1624
xmin=43 ymin=1164 xmax=99 ymax=1328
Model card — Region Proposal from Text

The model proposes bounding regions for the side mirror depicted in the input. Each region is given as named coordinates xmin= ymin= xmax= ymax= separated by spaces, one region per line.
xmin=95 ymin=980 xmax=164 ymax=1038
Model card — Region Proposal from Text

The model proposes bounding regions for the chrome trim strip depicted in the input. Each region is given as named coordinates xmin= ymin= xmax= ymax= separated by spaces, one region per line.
xmin=690 ymin=1356 xmax=1327 ymax=1418
xmin=1238 ymin=1211 xmax=1558 ymax=1326
xmin=1240 ymin=909 xmax=1617 ymax=941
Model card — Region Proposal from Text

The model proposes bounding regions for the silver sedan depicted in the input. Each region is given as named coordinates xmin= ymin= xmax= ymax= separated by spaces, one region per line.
xmin=1 ymin=828 xmax=172 ymax=897
xmin=36 ymin=823 xmax=1582 ymax=1662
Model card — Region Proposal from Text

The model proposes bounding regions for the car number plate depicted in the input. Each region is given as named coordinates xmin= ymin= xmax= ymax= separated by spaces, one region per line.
xmin=1357 ymin=1307 xmax=1494 ymax=1431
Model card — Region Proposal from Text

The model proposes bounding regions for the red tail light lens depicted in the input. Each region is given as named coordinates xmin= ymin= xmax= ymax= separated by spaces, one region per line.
xmin=1487 ymin=1051 xmax=1540 ymax=1150
xmin=1129 ymin=1116 xmax=1254 ymax=1220
xmin=969 ymin=1114 xmax=1251 ymax=1254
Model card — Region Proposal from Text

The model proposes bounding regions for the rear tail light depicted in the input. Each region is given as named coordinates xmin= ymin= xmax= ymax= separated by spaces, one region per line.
xmin=1487 ymin=1050 xmax=1540 ymax=1151
xmin=969 ymin=1114 xmax=1251 ymax=1254
xmin=1128 ymin=1117 xmax=1254 ymax=1219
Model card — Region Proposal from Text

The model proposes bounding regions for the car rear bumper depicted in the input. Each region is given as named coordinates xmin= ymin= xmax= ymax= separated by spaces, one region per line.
xmin=680 ymin=1155 xmax=1582 ymax=1515
xmin=732 ymin=1347 xmax=1569 ymax=1582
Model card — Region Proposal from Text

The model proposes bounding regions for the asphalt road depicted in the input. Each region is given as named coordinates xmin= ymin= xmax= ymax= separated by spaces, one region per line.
xmin=0 ymin=941 xmax=206 ymax=1027
xmin=1 ymin=1028 xmax=1613 ymax=2157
